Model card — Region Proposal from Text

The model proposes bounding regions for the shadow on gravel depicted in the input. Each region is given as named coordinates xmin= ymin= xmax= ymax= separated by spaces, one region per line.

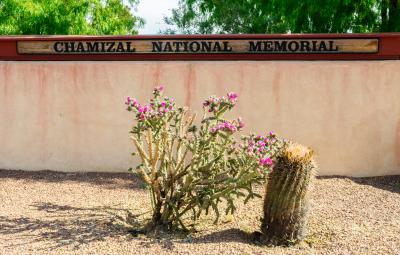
xmin=0 ymin=169 xmax=145 ymax=190
xmin=190 ymin=228 xmax=253 ymax=244
xmin=0 ymin=202 xmax=141 ymax=250
xmin=135 ymin=228 xmax=254 ymax=251
xmin=318 ymin=175 xmax=400 ymax=194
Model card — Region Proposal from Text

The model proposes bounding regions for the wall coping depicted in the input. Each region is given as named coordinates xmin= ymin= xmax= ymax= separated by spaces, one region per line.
xmin=1 ymin=33 xmax=400 ymax=61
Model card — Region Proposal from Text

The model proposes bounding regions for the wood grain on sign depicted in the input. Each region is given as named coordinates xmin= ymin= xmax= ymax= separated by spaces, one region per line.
xmin=17 ymin=39 xmax=378 ymax=54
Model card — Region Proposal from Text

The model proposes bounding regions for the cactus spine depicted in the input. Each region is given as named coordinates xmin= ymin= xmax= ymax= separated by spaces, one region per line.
xmin=261 ymin=142 xmax=316 ymax=244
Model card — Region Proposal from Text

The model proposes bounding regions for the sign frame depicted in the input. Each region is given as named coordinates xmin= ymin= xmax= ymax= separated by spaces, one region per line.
xmin=1 ymin=33 xmax=400 ymax=61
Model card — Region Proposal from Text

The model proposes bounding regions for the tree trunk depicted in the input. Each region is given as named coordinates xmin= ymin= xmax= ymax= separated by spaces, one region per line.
xmin=381 ymin=0 xmax=389 ymax=31
xmin=388 ymin=0 xmax=400 ymax=31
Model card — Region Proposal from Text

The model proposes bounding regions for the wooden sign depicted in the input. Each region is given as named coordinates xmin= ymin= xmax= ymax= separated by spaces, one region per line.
xmin=17 ymin=38 xmax=378 ymax=55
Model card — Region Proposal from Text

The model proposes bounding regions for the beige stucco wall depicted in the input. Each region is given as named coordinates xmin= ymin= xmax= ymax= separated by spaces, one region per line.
xmin=0 ymin=61 xmax=399 ymax=176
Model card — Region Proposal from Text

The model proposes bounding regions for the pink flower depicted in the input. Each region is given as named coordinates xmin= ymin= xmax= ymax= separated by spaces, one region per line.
xmin=126 ymin=97 xmax=140 ymax=108
xmin=259 ymin=157 xmax=273 ymax=166
xmin=143 ymin=105 xmax=150 ymax=113
xmin=156 ymin=85 xmax=164 ymax=92
xmin=125 ymin=97 xmax=132 ymax=105
xmin=229 ymin=125 xmax=237 ymax=132
xmin=227 ymin=92 xmax=238 ymax=103
xmin=238 ymin=117 xmax=245 ymax=129
xmin=257 ymin=141 xmax=266 ymax=147
xmin=139 ymin=114 xmax=145 ymax=120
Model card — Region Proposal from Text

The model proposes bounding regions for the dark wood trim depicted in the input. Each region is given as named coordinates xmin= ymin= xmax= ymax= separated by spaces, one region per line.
xmin=0 ymin=33 xmax=399 ymax=61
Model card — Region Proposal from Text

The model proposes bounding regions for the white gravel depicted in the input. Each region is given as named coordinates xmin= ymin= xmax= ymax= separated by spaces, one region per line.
xmin=0 ymin=170 xmax=399 ymax=255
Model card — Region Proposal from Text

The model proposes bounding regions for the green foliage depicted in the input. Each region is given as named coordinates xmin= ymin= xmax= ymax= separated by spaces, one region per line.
xmin=261 ymin=142 xmax=316 ymax=245
xmin=0 ymin=0 xmax=143 ymax=35
xmin=126 ymin=87 xmax=282 ymax=231
xmin=164 ymin=0 xmax=400 ymax=34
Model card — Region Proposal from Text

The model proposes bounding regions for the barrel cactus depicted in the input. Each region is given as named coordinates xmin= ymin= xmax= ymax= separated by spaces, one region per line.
xmin=261 ymin=142 xmax=316 ymax=245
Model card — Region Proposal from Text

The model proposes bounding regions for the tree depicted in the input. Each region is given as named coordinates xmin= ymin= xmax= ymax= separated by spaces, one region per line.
xmin=0 ymin=0 xmax=144 ymax=35
xmin=164 ymin=0 xmax=400 ymax=34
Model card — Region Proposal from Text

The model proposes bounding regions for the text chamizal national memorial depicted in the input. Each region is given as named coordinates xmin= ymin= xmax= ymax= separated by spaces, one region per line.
xmin=18 ymin=38 xmax=378 ymax=54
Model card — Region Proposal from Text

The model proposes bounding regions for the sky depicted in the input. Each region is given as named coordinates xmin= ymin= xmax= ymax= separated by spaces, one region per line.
xmin=136 ymin=0 xmax=179 ymax=34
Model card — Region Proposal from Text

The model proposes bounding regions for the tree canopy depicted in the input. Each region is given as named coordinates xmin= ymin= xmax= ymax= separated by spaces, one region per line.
xmin=164 ymin=0 xmax=400 ymax=34
xmin=0 ymin=0 xmax=143 ymax=35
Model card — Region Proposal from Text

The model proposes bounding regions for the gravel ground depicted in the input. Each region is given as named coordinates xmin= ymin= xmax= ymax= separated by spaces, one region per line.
xmin=0 ymin=170 xmax=399 ymax=255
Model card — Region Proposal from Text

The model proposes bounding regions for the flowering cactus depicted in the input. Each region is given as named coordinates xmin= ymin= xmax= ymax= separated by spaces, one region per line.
xmin=126 ymin=86 xmax=282 ymax=231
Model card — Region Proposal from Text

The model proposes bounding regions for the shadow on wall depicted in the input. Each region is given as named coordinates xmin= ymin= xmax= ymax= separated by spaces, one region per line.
xmin=317 ymin=175 xmax=400 ymax=194
xmin=0 ymin=169 xmax=145 ymax=190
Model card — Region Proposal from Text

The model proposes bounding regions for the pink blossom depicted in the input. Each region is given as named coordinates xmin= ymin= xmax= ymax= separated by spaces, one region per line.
xmin=126 ymin=97 xmax=139 ymax=108
xmin=257 ymin=141 xmax=266 ymax=147
xmin=259 ymin=157 xmax=273 ymax=166
xmin=238 ymin=117 xmax=245 ymax=129
xmin=209 ymin=95 xmax=217 ymax=103
xmin=156 ymin=85 xmax=164 ymax=92
xmin=143 ymin=105 xmax=150 ymax=113
xmin=125 ymin=97 xmax=132 ymax=105
xmin=227 ymin=92 xmax=238 ymax=103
